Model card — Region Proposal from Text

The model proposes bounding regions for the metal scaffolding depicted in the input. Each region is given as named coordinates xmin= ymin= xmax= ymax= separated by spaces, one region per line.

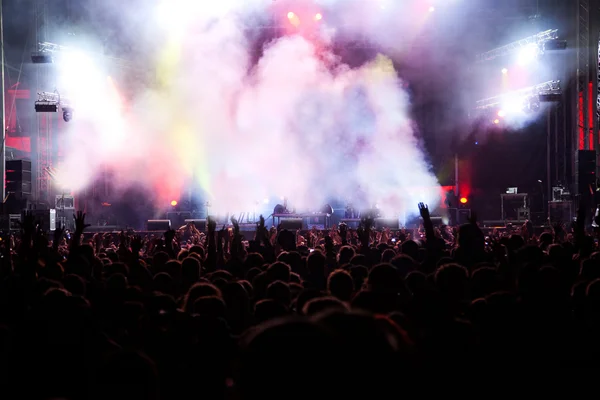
xmin=475 ymin=29 xmax=559 ymax=62
xmin=475 ymin=80 xmax=562 ymax=110
xmin=34 ymin=0 xmax=52 ymax=206
xmin=577 ymin=0 xmax=591 ymax=151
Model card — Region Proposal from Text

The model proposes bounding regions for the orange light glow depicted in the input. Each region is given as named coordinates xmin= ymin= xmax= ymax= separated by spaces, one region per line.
xmin=493 ymin=119 xmax=500 ymax=124
xmin=170 ymin=200 xmax=178 ymax=207
xmin=460 ymin=197 xmax=468 ymax=204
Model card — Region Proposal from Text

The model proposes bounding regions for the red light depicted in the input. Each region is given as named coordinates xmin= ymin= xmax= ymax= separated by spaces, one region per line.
xmin=460 ymin=197 xmax=468 ymax=204
xmin=170 ymin=200 xmax=178 ymax=207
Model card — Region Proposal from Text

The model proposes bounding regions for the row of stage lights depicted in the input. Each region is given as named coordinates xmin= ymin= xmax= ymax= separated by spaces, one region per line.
xmin=286 ymin=6 xmax=435 ymax=26
xmin=476 ymin=29 xmax=567 ymax=123
xmin=31 ymin=43 xmax=74 ymax=122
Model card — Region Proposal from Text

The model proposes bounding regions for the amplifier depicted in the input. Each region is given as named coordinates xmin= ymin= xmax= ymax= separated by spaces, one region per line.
xmin=9 ymin=214 xmax=21 ymax=231
xmin=147 ymin=220 xmax=171 ymax=231
xmin=279 ymin=218 xmax=303 ymax=231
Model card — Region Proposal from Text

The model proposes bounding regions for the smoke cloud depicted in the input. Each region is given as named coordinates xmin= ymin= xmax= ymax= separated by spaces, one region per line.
xmin=56 ymin=0 xmax=444 ymax=219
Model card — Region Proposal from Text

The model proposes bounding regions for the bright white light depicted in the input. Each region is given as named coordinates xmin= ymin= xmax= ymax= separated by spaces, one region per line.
xmin=501 ymin=96 xmax=527 ymax=114
xmin=263 ymin=198 xmax=269 ymax=204
xmin=287 ymin=11 xmax=295 ymax=19
xmin=497 ymin=110 xmax=506 ymax=117
xmin=429 ymin=6 xmax=435 ymax=12
xmin=501 ymin=68 xmax=508 ymax=74
xmin=314 ymin=13 xmax=322 ymax=21
xmin=517 ymin=43 xmax=540 ymax=66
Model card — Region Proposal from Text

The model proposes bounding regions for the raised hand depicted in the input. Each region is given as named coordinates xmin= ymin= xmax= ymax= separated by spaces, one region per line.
xmin=20 ymin=210 xmax=36 ymax=237
xmin=418 ymin=203 xmax=430 ymax=220
xmin=165 ymin=229 xmax=176 ymax=243
xmin=53 ymin=222 xmax=65 ymax=246
xmin=207 ymin=217 xmax=217 ymax=234
xmin=131 ymin=235 xmax=145 ymax=255
xmin=218 ymin=225 xmax=226 ymax=241
xmin=73 ymin=211 xmax=91 ymax=233
xmin=231 ymin=216 xmax=240 ymax=234
xmin=468 ymin=211 xmax=478 ymax=225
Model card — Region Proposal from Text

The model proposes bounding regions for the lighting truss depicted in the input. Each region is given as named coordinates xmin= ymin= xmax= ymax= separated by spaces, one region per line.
xmin=31 ymin=42 xmax=69 ymax=63
xmin=475 ymin=80 xmax=562 ymax=110
xmin=32 ymin=41 xmax=136 ymax=70
xmin=475 ymin=29 xmax=559 ymax=62
xmin=38 ymin=42 xmax=68 ymax=53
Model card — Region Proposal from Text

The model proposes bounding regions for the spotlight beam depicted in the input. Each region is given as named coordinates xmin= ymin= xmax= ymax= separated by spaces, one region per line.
xmin=475 ymin=80 xmax=562 ymax=110
xmin=475 ymin=29 xmax=559 ymax=62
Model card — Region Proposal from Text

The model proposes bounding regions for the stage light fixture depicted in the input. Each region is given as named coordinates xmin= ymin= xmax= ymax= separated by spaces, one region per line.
xmin=538 ymin=92 xmax=562 ymax=102
xmin=35 ymin=102 xmax=58 ymax=112
xmin=497 ymin=110 xmax=506 ymax=117
xmin=62 ymin=107 xmax=73 ymax=122
xmin=517 ymin=43 xmax=540 ymax=66
xmin=287 ymin=11 xmax=295 ymax=19
xmin=35 ymin=91 xmax=61 ymax=113
xmin=493 ymin=119 xmax=500 ymax=124
xmin=543 ymin=39 xmax=567 ymax=51
xmin=31 ymin=52 xmax=54 ymax=64
xmin=170 ymin=200 xmax=178 ymax=207
xmin=459 ymin=197 xmax=468 ymax=204
xmin=314 ymin=13 xmax=322 ymax=21
xmin=501 ymin=68 xmax=508 ymax=74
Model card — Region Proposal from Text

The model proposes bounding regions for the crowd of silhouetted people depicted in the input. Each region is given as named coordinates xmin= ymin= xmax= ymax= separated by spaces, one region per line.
xmin=0 ymin=203 xmax=599 ymax=399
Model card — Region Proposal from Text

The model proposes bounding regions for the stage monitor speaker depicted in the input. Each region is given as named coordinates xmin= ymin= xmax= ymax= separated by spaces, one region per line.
xmin=24 ymin=209 xmax=56 ymax=232
xmin=279 ymin=218 xmax=303 ymax=231
xmin=147 ymin=220 xmax=171 ymax=231
xmin=374 ymin=218 xmax=399 ymax=230
xmin=184 ymin=219 xmax=206 ymax=231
